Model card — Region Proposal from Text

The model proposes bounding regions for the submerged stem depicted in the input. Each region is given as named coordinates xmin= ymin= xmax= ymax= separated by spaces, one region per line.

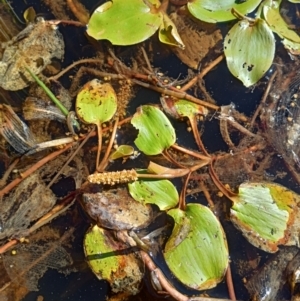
xmin=96 ymin=123 xmax=103 ymax=171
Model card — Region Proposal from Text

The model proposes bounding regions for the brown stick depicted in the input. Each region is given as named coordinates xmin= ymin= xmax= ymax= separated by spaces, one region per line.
xmin=97 ymin=118 xmax=119 ymax=171
xmin=48 ymin=58 xmax=106 ymax=81
xmin=179 ymin=171 xmax=191 ymax=210
xmin=132 ymin=79 xmax=219 ymax=111
xmin=0 ymin=158 xmax=20 ymax=188
xmin=66 ymin=0 xmax=89 ymax=24
xmin=180 ymin=55 xmax=224 ymax=92
xmin=226 ymin=263 xmax=237 ymax=301
xmin=0 ymin=239 xmax=17 ymax=254
xmin=140 ymin=251 xmax=235 ymax=301
xmin=250 ymin=70 xmax=277 ymax=127
xmin=0 ymin=144 xmax=73 ymax=197
xmin=171 ymin=144 xmax=211 ymax=161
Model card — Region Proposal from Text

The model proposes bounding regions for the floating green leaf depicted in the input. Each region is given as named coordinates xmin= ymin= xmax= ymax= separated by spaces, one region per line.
xmin=131 ymin=105 xmax=176 ymax=155
xmin=187 ymin=0 xmax=261 ymax=23
xmin=76 ymin=79 xmax=117 ymax=124
xmin=76 ymin=79 xmax=117 ymax=168
xmin=87 ymin=0 xmax=163 ymax=46
xmin=230 ymin=182 xmax=300 ymax=253
xmin=262 ymin=0 xmax=300 ymax=42
xmin=159 ymin=13 xmax=185 ymax=49
xmin=84 ymin=225 xmax=144 ymax=294
xmin=128 ymin=179 xmax=179 ymax=210
xmin=224 ymin=18 xmax=275 ymax=87
xmin=164 ymin=204 xmax=228 ymax=290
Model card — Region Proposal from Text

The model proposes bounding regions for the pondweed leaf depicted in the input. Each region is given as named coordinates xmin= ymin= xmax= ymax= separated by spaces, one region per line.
xmin=158 ymin=13 xmax=185 ymax=49
xmin=131 ymin=105 xmax=176 ymax=155
xmin=187 ymin=0 xmax=261 ymax=23
xmin=164 ymin=204 xmax=228 ymax=290
xmin=87 ymin=0 xmax=163 ymax=46
xmin=76 ymin=79 xmax=117 ymax=167
xmin=128 ymin=179 xmax=179 ymax=210
xmin=76 ymin=79 xmax=117 ymax=124
xmin=230 ymin=182 xmax=300 ymax=253
xmin=262 ymin=0 xmax=300 ymax=42
xmin=84 ymin=225 xmax=144 ymax=295
xmin=261 ymin=0 xmax=300 ymax=53
xmin=224 ymin=18 xmax=275 ymax=87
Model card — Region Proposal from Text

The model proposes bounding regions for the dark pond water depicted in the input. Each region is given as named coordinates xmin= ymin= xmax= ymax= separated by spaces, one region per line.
xmin=1 ymin=1 xmax=300 ymax=301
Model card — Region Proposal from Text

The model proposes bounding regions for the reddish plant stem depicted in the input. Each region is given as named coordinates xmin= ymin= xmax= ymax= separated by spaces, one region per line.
xmin=199 ymin=181 xmax=215 ymax=208
xmin=171 ymin=144 xmax=211 ymax=161
xmin=208 ymin=160 xmax=237 ymax=199
xmin=0 ymin=144 xmax=73 ymax=197
xmin=66 ymin=0 xmax=89 ymax=24
xmin=226 ymin=263 xmax=237 ymax=300
xmin=162 ymin=149 xmax=187 ymax=168
xmin=47 ymin=127 xmax=95 ymax=188
xmin=97 ymin=117 xmax=119 ymax=171
xmin=48 ymin=58 xmax=105 ymax=81
xmin=0 ymin=192 xmax=77 ymax=255
xmin=179 ymin=171 xmax=191 ymax=210
xmin=189 ymin=116 xmax=210 ymax=157
xmin=0 ymin=157 xmax=20 ymax=188
xmin=0 ymin=239 xmax=17 ymax=254
xmin=132 ymin=78 xmax=219 ymax=111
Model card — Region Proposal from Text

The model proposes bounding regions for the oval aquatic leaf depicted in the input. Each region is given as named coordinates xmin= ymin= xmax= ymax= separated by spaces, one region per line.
xmin=84 ymin=225 xmax=144 ymax=294
xmin=262 ymin=0 xmax=300 ymax=43
xmin=128 ymin=179 xmax=179 ymax=210
xmin=159 ymin=13 xmax=185 ymax=49
xmin=87 ymin=0 xmax=163 ymax=46
xmin=187 ymin=0 xmax=262 ymax=23
xmin=131 ymin=105 xmax=176 ymax=155
xmin=224 ymin=18 xmax=275 ymax=87
xmin=76 ymin=79 xmax=117 ymax=124
xmin=164 ymin=204 xmax=228 ymax=290
xmin=230 ymin=182 xmax=300 ymax=253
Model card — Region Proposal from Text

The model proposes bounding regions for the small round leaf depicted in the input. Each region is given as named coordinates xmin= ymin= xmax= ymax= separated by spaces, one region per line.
xmin=76 ymin=79 xmax=117 ymax=124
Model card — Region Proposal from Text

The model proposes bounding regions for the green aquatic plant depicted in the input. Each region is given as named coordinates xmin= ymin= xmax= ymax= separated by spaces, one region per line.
xmin=131 ymin=105 xmax=176 ymax=156
xmin=87 ymin=0 xmax=300 ymax=87
xmin=76 ymin=79 xmax=117 ymax=168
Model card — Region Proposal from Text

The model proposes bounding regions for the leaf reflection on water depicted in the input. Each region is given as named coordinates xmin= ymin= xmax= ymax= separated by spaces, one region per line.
xmin=245 ymin=247 xmax=299 ymax=301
